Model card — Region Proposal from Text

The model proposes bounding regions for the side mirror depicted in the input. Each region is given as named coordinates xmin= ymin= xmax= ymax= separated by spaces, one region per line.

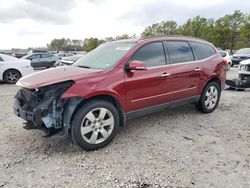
xmin=127 ymin=60 xmax=147 ymax=71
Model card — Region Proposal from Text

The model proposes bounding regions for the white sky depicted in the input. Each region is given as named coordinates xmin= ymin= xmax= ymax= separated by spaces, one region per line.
xmin=0 ymin=0 xmax=249 ymax=49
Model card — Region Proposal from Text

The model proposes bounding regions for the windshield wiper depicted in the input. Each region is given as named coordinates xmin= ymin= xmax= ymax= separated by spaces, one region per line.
xmin=77 ymin=65 xmax=91 ymax=69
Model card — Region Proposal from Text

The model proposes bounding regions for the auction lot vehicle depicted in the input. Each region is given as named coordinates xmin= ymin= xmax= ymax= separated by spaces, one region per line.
xmin=22 ymin=53 xmax=59 ymax=68
xmin=0 ymin=53 xmax=33 ymax=84
xmin=219 ymin=50 xmax=232 ymax=71
xmin=13 ymin=36 xmax=227 ymax=150
xmin=226 ymin=59 xmax=250 ymax=90
xmin=231 ymin=48 xmax=250 ymax=66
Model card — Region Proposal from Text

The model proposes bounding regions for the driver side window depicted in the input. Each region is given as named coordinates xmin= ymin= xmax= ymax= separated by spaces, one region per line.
xmin=131 ymin=42 xmax=166 ymax=68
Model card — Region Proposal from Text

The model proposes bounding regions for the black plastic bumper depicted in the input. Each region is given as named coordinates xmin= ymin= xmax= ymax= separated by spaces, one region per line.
xmin=226 ymin=79 xmax=250 ymax=89
xmin=13 ymin=99 xmax=34 ymax=121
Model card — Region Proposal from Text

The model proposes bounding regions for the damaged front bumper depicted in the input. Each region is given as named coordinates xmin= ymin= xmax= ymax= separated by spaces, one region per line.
xmin=13 ymin=81 xmax=83 ymax=139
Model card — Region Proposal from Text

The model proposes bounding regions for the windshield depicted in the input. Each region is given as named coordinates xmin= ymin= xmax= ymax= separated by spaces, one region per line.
xmin=74 ymin=42 xmax=135 ymax=69
xmin=236 ymin=48 xmax=250 ymax=54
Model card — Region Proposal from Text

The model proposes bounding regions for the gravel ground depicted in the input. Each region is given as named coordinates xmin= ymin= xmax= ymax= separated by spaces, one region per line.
xmin=0 ymin=67 xmax=250 ymax=188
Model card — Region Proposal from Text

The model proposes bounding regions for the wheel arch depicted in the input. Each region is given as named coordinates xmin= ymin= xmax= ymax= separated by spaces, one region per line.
xmin=206 ymin=77 xmax=222 ymax=90
xmin=3 ymin=68 xmax=22 ymax=82
xmin=3 ymin=68 xmax=22 ymax=78
xmin=68 ymin=94 xmax=126 ymax=131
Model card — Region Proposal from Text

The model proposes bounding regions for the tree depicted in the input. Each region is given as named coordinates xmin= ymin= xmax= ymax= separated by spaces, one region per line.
xmin=141 ymin=20 xmax=178 ymax=37
xmin=84 ymin=38 xmax=104 ymax=52
xmin=47 ymin=38 xmax=84 ymax=51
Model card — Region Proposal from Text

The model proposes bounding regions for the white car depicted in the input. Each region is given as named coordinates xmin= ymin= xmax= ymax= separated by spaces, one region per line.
xmin=0 ymin=54 xmax=33 ymax=84
xmin=219 ymin=50 xmax=232 ymax=71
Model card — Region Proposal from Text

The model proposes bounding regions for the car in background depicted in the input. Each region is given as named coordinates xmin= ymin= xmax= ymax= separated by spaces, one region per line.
xmin=14 ymin=36 xmax=227 ymax=150
xmin=231 ymin=48 xmax=250 ymax=67
xmin=54 ymin=54 xmax=84 ymax=66
xmin=0 ymin=54 xmax=33 ymax=84
xmin=55 ymin=52 xmax=74 ymax=59
xmin=22 ymin=53 xmax=59 ymax=68
xmin=219 ymin=50 xmax=232 ymax=71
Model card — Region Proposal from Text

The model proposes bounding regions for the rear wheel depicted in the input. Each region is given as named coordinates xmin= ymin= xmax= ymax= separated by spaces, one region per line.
xmin=71 ymin=100 xmax=120 ymax=150
xmin=196 ymin=81 xmax=221 ymax=113
xmin=3 ymin=69 xmax=21 ymax=84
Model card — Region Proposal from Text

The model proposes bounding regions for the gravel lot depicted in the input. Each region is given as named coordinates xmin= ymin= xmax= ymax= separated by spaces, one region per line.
xmin=0 ymin=67 xmax=250 ymax=188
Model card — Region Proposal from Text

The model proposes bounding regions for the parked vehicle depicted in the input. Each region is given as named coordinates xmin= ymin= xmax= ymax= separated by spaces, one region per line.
xmin=0 ymin=54 xmax=33 ymax=84
xmin=13 ymin=36 xmax=227 ymax=150
xmin=21 ymin=53 xmax=59 ymax=68
xmin=55 ymin=52 xmax=74 ymax=59
xmin=219 ymin=50 xmax=232 ymax=71
xmin=54 ymin=54 xmax=84 ymax=66
xmin=226 ymin=59 xmax=250 ymax=90
xmin=231 ymin=48 xmax=250 ymax=66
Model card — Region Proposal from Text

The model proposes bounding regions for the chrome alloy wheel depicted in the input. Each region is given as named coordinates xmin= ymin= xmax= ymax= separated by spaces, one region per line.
xmin=80 ymin=107 xmax=114 ymax=144
xmin=205 ymin=86 xmax=218 ymax=109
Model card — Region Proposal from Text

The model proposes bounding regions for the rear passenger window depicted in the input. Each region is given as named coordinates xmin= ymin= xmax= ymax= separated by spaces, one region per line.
xmin=166 ymin=41 xmax=194 ymax=64
xmin=131 ymin=42 xmax=166 ymax=68
xmin=189 ymin=42 xmax=216 ymax=60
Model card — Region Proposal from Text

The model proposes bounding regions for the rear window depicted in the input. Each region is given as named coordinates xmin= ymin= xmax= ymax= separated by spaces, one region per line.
xmin=189 ymin=42 xmax=216 ymax=60
xmin=165 ymin=41 xmax=194 ymax=64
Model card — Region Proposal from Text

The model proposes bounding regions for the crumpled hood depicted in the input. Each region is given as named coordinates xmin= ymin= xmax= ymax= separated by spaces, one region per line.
xmin=16 ymin=66 xmax=102 ymax=89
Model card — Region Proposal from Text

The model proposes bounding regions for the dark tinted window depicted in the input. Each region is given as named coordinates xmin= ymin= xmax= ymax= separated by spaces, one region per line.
xmin=166 ymin=41 xmax=194 ymax=64
xmin=131 ymin=42 xmax=166 ymax=67
xmin=189 ymin=42 xmax=216 ymax=60
xmin=0 ymin=56 xmax=3 ymax=61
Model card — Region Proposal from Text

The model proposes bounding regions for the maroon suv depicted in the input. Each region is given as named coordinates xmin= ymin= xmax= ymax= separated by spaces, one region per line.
xmin=14 ymin=36 xmax=227 ymax=150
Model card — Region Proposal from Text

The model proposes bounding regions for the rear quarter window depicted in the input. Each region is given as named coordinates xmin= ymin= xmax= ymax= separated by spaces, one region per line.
xmin=189 ymin=42 xmax=216 ymax=60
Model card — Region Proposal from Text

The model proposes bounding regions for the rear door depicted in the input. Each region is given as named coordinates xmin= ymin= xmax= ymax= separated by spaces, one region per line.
xmin=125 ymin=41 xmax=172 ymax=112
xmin=164 ymin=41 xmax=203 ymax=101
xmin=30 ymin=54 xmax=42 ymax=68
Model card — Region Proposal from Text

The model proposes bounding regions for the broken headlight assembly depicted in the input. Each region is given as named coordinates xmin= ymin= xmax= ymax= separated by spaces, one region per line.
xmin=14 ymin=80 xmax=74 ymax=132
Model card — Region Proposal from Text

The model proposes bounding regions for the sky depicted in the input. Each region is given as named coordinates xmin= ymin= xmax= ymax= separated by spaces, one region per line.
xmin=0 ymin=0 xmax=250 ymax=49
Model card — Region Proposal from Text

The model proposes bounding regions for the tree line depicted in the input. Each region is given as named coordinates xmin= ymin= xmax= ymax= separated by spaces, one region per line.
xmin=47 ymin=10 xmax=250 ymax=53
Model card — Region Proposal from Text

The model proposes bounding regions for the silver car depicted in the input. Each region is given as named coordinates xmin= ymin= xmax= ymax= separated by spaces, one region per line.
xmin=22 ymin=53 xmax=59 ymax=68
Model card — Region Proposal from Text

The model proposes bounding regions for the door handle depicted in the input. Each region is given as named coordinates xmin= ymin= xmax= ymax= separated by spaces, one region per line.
xmin=195 ymin=67 xmax=201 ymax=71
xmin=161 ymin=72 xmax=171 ymax=77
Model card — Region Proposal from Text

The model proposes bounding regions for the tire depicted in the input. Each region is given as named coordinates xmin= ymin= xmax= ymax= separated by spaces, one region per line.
xmin=3 ymin=69 xmax=21 ymax=84
xmin=71 ymin=100 xmax=120 ymax=150
xmin=231 ymin=63 xmax=234 ymax=67
xmin=196 ymin=81 xmax=221 ymax=113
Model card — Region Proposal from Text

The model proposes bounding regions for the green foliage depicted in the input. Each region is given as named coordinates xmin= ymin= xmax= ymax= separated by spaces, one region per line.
xmin=141 ymin=10 xmax=250 ymax=52
xmin=84 ymin=38 xmax=105 ymax=52
xmin=47 ymin=38 xmax=84 ymax=51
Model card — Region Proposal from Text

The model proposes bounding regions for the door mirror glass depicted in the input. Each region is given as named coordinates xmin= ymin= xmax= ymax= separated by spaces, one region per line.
xmin=127 ymin=60 xmax=147 ymax=71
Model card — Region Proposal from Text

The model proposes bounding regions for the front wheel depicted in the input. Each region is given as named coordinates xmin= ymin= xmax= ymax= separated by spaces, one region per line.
xmin=196 ymin=81 xmax=221 ymax=113
xmin=71 ymin=100 xmax=120 ymax=150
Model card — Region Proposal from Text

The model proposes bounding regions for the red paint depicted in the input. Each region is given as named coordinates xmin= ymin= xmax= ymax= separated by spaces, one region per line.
xmin=17 ymin=36 xmax=226 ymax=113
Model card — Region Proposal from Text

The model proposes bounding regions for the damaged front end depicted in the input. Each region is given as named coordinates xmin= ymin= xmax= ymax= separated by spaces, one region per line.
xmin=13 ymin=80 xmax=82 ymax=139
xmin=226 ymin=60 xmax=250 ymax=90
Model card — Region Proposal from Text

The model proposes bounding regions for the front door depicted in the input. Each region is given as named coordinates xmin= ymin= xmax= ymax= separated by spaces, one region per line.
xmin=125 ymin=42 xmax=172 ymax=112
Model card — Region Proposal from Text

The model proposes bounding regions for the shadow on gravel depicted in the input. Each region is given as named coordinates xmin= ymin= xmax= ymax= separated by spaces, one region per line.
xmin=18 ymin=104 xmax=198 ymax=155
